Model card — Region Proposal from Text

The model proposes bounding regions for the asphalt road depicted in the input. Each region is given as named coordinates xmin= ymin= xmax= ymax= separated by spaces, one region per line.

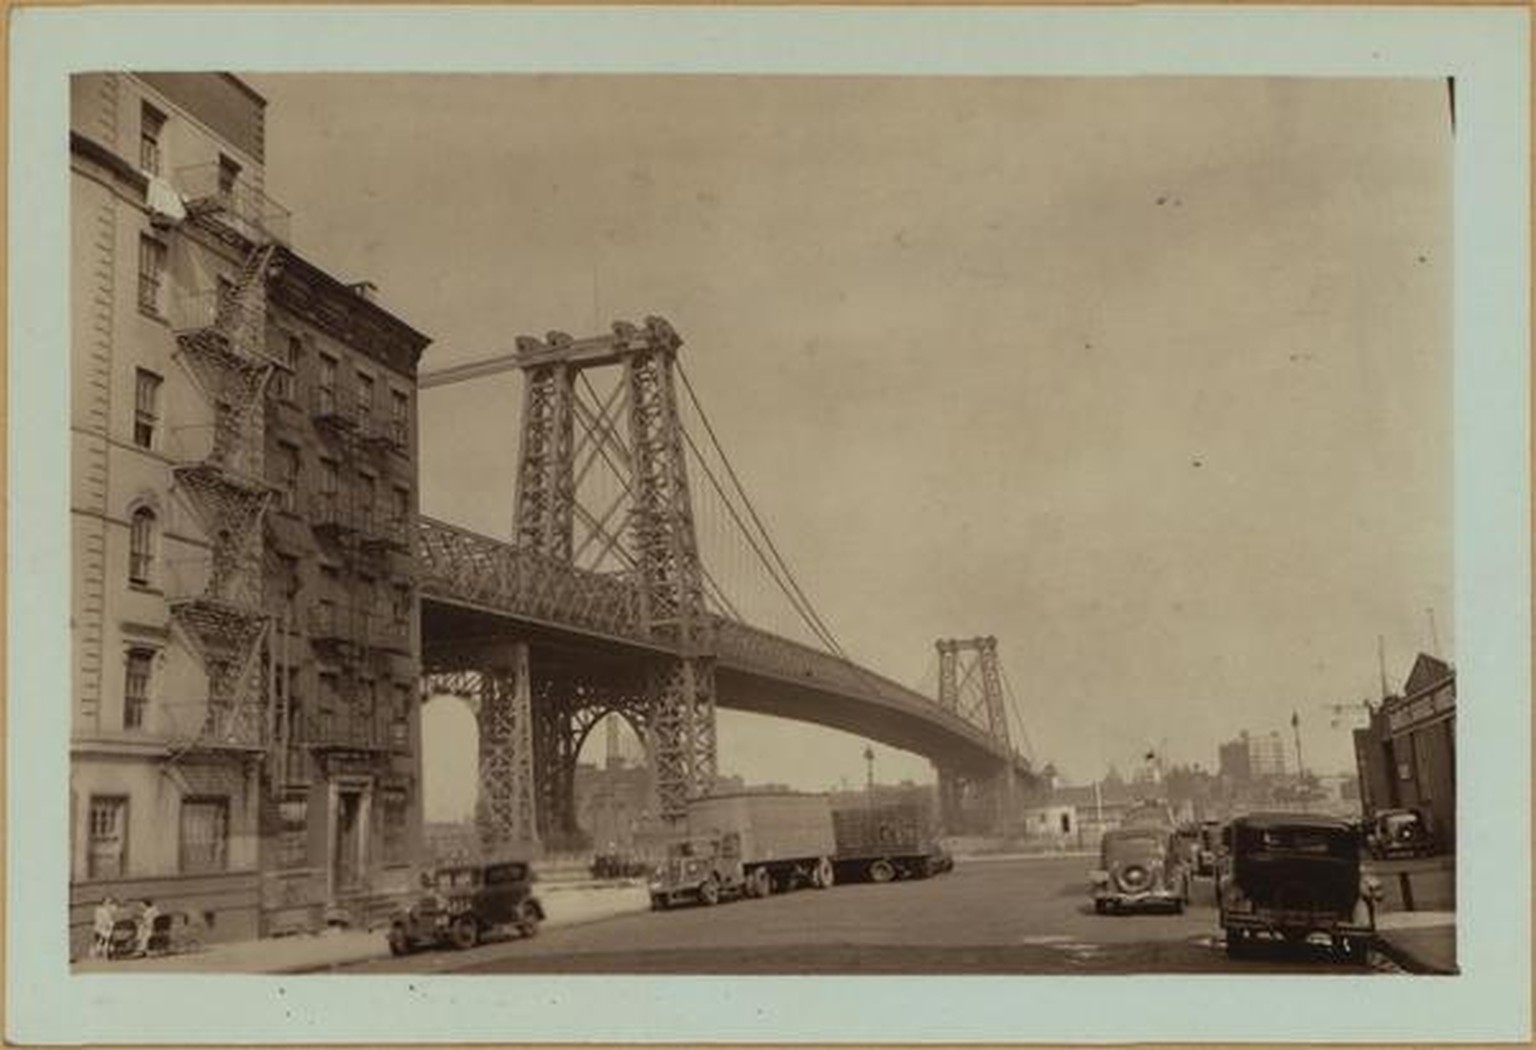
xmin=340 ymin=854 xmax=1397 ymax=975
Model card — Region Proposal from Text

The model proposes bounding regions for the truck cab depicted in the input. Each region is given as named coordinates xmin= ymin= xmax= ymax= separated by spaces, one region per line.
xmin=649 ymin=835 xmax=745 ymax=908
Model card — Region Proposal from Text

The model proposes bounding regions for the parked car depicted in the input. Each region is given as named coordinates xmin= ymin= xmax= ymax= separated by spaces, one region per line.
xmin=387 ymin=860 xmax=544 ymax=954
xmin=1090 ymin=826 xmax=1191 ymax=914
xmin=1218 ymin=812 xmax=1380 ymax=962
xmin=1365 ymin=808 xmax=1434 ymax=860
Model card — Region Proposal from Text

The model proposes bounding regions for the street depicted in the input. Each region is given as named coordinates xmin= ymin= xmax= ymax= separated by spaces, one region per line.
xmin=338 ymin=854 xmax=1398 ymax=975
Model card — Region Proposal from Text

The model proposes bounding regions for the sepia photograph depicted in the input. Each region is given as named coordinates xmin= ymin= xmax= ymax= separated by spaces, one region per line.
xmin=8 ymin=4 xmax=1530 ymax=1045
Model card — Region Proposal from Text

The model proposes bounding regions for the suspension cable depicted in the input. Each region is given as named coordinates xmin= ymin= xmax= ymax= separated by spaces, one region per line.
xmin=681 ymin=427 xmax=843 ymax=654
xmin=677 ymin=362 xmax=846 ymax=657
xmin=999 ymin=663 xmax=1037 ymax=764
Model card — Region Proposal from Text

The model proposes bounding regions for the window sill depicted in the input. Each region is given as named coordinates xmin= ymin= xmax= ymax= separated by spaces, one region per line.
xmin=127 ymin=583 xmax=163 ymax=597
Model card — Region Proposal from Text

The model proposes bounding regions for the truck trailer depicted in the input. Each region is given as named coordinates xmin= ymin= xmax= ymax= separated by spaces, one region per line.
xmin=648 ymin=792 xmax=837 ymax=908
xmin=831 ymin=798 xmax=948 ymax=883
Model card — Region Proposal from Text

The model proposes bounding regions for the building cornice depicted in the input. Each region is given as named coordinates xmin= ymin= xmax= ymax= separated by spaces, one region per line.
xmin=70 ymin=131 xmax=148 ymax=195
xmin=270 ymin=246 xmax=432 ymax=379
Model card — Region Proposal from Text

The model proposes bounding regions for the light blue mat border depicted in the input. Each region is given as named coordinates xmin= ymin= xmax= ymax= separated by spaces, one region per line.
xmin=8 ymin=5 xmax=1529 ymax=1044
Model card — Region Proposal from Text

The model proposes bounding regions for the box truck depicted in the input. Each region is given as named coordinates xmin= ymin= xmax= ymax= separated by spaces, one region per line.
xmin=648 ymin=792 xmax=837 ymax=908
xmin=831 ymin=797 xmax=949 ymax=883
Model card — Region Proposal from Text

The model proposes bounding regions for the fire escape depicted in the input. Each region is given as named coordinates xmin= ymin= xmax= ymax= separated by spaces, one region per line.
xmin=305 ymin=367 xmax=414 ymax=761
xmin=166 ymin=166 xmax=286 ymax=762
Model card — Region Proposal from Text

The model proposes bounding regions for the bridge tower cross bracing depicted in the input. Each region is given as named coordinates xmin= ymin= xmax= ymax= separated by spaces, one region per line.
xmin=507 ymin=316 xmax=716 ymax=830
xmin=934 ymin=635 xmax=1017 ymax=834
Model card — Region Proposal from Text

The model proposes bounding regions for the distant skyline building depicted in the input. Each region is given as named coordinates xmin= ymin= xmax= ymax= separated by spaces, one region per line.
xmin=1217 ymin=729 xmax=1291 ymax=781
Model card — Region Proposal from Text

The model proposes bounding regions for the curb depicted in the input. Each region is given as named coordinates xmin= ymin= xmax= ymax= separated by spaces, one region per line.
xmin=1370 ymin=931 xmax=1458 ymax=975
xmin=274 ymin=897 xmax=651 ymax=975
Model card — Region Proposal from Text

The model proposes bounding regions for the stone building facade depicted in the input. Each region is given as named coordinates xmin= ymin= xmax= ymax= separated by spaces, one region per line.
xmin=68 ymin=72 xmax=430 ymax=954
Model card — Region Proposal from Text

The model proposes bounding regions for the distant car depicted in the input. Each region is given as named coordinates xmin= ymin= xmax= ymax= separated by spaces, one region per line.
xmin=1365 ymin=808 xmax=1434 ymax=860
xmin=387 ymin=860 xmax=543 ymax=955
xmin=1090 ymin=826 xmax=1191 ymax=914
xmin=1218 ymin=812 xmax=1379 ymax=962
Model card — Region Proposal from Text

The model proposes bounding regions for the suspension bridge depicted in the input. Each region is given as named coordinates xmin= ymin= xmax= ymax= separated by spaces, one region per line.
xmin=412 ymin=316 xmax=1037 ymax=852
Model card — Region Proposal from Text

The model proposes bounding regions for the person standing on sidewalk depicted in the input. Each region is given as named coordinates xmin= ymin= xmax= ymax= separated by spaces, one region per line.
xmin=135 ymin=899 xmax=159 ymax=956
xmin=90 ymin=896 xmax=118 ymax=958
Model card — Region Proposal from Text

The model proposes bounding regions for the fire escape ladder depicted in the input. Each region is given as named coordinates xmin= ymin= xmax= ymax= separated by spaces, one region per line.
xmin=166 ymin=232 xmax=279 ymax=764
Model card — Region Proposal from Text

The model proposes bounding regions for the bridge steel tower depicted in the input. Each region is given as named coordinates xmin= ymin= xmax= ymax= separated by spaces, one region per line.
xmin=935 ymin=636 xmax=1017 ymax=834
xmin=464 ymin=316 xmax=716 ymax=847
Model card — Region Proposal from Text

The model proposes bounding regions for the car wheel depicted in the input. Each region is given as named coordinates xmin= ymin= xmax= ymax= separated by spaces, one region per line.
xmin=751 ymin=868 xmax=773 ymax=898
xmin=813 ymin=857 xmax=835 ymax=889
xmin=387 ymin=926 xmax=412 ymax=957
xmin=448 ymin=916 xmax=479 ymax=951
xmin=698 ymin=878 xmax=720 ymax=906
xmin=517 ymin=901 xmax=541 ymax=937
xmin=1172 ymin=896 xmax=1185 ymax=915
xmin=1225 ymin=930 xmax=1248 ymax=958
xmin=1094 ymin=900 xmax=1108 ymax=915
xmin=869 ymin=860 xmax=896 ymax=884
xmin=650 ymin=894 xmax=668 ymax=911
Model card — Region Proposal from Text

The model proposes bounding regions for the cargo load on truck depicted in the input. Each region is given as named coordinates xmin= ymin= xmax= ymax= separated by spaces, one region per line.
xmin=647 ymin=791 xmax=837 ymax=909
xmin=830 ymin=796 xmax=949 ymax=883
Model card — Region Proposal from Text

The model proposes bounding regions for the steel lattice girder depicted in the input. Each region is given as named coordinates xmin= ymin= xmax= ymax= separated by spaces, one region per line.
xmin=513 ymin=361 xmax=576 ymax=560
xmin=648 ymin=655 xmax=718 ymax=822
xmin=475 ymin=646 xmax=539 ymax=854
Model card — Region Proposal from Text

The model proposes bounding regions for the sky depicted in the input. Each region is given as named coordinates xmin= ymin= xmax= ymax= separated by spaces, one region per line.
xmin=247 ymin=75 xmax=1453 ymax=819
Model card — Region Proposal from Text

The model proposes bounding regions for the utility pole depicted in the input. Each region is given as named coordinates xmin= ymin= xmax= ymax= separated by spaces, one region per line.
xmin=1291 ymin=710 xmax=1305 ymax=778
xmin=863 ymin=745 xmax=875 ymax=793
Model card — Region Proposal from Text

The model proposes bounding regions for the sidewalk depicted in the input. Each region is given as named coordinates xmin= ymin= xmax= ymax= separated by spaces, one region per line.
xmin=1374 ymin=910 xmax=1457 ymax=975
xmin=73 ymin=881 xmax=650 ymax=975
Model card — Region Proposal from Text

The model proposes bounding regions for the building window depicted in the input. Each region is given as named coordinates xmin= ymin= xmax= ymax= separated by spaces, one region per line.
xmin=137 ymin=236 xmax=166 ymax=314
xmin=88 ymin=796 xmax=129 ymax=879
xmin=317 ymin=354 xmax=338 ymax=415
xmin=276 ymin=796 xmax=309 ymax=870
xmin=392 ymin=486 xmax=410 ymax=528
xmin=133 ymin=369 xmax=161 ymax=449
xmin=317 ymin=458 xmax=339 ymax=521
xmin=124 ymin=648 xmax=153 ymax=730
xmin=128 ymin=507 xmax=156 ymax=586
xmin=217 ymin=154 xmax=242 ymax=196
xmin=390 ymin=389 xmax=410 ymax=447
xmin=179 ymin=797 xmax=230 ymax=874
xmin=356 ymin=372 xmax=375 ymax=430
xmin=273 ymin=333 xmax=301 ymax=401
xmin=277 ymin=443 xmax=300 ymax=512
xmin=382 ymin=789 xmax=409 ymax=865
xmin=392 ymin=583 xmax=412 ymax=625
xmin=139 ymin=103 xmax=165 ymax=176
xmin=358 ymin=474 xmax=376 ymax=533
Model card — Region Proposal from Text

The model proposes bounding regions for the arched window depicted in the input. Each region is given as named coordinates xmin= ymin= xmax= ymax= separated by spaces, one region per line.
xmin=128 ymin=507 xmax=156 ymax=586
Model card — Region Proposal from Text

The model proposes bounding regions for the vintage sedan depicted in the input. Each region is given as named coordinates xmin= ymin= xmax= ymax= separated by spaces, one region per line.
xmin=1218 ymin=812 xmax=1379 ymax=962
xmin=387 ymin=860 xmax=544 ymax=955
xmin=1090 ymin=826 xmax=1191 ymax=914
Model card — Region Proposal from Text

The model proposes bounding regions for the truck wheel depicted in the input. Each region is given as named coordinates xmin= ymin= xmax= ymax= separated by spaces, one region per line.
xmin=813 ymin=857 xmax=835 ymax=889
xmin=1094 ymin=900 xmax=1108 ymax=915
xmin=448 ymin=916 xmax=479 ymax=950
xmin=650 ymin=894 xmax=668 ymax=911
xmin=698 ymin=878 xmax=720 ymax=906
xmin=869 ymin=859 xmax=896 ymax=884
xmin=751 ymin=868 xmax=773 ymax=898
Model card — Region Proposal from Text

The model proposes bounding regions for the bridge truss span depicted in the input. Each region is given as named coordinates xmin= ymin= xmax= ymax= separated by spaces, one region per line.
xmin=418 ymin=514 xmax=642 ymax=643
